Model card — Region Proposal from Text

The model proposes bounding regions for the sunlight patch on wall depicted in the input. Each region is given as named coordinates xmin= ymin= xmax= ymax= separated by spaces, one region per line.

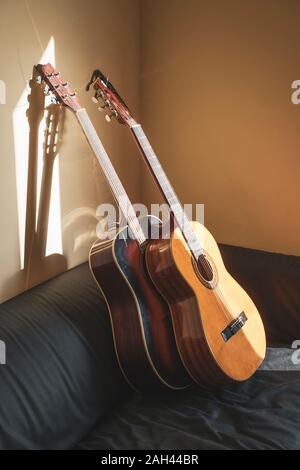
xmin=0 ymin=80 xmax=6 ymax=104
xmin=12 ymin=37 xmax=63 ymax=269
xmin=46 ymin=157 xmax=62 ymax=256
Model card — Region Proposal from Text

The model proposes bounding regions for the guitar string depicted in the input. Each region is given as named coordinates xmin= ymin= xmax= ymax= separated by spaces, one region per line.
xmin=134 ymin=124 xmax=235 ymax=321
xmin=76 ymin=106 xmax=235 ymax=325
xmin=77 ymin=105 xmax=235 ymax=325
xmin=131 ymin=124 xmax=236 ymax=324
xmin=76 ymin=109 xmax=146 ymax=245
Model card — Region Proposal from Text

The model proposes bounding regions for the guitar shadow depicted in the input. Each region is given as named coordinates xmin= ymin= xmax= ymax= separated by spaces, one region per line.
xmin=4 ymin=67 xmax=67 ymax=295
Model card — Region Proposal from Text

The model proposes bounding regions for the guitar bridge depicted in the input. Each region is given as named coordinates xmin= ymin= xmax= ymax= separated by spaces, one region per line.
xmin=221 ymin=311 xmax=248 ymax=342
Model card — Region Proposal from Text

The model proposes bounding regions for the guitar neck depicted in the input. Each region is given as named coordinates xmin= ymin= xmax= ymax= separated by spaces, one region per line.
xmin=76 ymin=109 xmax=146 ymax=244
xmin=131 ymin=124 xmax=202 ymax=259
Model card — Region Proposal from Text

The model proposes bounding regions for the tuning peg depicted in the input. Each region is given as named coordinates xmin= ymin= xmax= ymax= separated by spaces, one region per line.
xmin=44 ymin=84 xmax=50 ymax=95
xmin=105 ymin=110 xmax=118 ymax=122
xmin=92 ymin=96 xmax=98 ymax=103
xmin=36 ymin=75 xmax=42 ymax=84
xmin=98 ymin=103 xmax=107 ymax=112
xmin=95 ymin=90 xmax=104 ymax=99
xmin=97 ymin=98 xmax=110 ymax=111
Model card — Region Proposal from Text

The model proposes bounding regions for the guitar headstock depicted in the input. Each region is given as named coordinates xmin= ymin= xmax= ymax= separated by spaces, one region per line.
xmin=35 ymin=63 xmax=81 ymax=112
xmin=27 ymin=67 xmax=46 ymax=126
xmin=86 ymin=69 xmax=136 ymax=126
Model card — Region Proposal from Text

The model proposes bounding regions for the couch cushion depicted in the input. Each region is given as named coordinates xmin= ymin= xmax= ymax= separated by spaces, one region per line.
xmin=0 ymin=263 xmax=129 ymax=449
xmin=0 ymin=244 xmax=299 ymax=449
xmin=76 ymin=348 xmax=300 ymax=450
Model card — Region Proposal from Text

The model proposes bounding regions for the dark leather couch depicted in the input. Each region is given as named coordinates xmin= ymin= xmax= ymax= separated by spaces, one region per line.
xmin=0 ymin=245 xmax=299 ymax=450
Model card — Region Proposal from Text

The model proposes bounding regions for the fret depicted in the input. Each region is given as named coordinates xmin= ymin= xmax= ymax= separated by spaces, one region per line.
xmin=77 ymin=109 xmax=146 ymax=245
xmin=132 ymin=124 xmax=203 ymax=259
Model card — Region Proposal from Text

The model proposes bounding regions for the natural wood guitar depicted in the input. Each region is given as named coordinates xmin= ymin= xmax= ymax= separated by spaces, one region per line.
xmin=34 ymin=63 xmax=190 ymax=391
xmin=87 ymin=69 xmax=266 ymax=386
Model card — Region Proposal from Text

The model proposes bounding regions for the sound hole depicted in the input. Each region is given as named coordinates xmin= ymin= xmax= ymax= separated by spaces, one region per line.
xmin=197 ymin=254 xmax=214 ymax=282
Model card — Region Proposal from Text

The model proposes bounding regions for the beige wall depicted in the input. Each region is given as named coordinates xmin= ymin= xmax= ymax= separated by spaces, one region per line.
xmin=0 ymin=0 xmax=142 ymax=303
xmin=1 ymin=0 xmax=300 ymax=304
xmin=140 ymin=0 xmax=300 ymax=256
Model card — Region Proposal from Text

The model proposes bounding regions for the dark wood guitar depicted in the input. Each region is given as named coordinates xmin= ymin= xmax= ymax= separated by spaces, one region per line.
xmin=34 ymin=63 xmax=191 ymax=391
xmin=87 ymin=69 xmax=266 ymax=387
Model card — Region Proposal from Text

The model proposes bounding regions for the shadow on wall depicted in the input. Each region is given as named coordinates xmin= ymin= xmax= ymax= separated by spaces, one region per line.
xmin=4 ymin=67 xmax=68 ymax=294
xmin=2 ymin=35 xmax=102 ymax=303
xmin=5 ymin=64 xmax=104 ymax=296
xmin=0 ymin=1 xmax=142 ymax=303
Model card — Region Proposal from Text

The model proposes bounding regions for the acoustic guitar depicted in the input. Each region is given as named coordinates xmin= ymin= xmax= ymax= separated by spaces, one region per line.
xmin=87 ymin=69 xmax=266 ymax=386
xmin=35 ymin=63 xmax=191 ymax=391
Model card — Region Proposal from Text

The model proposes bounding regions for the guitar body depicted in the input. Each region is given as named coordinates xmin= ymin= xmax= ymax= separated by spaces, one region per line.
xmin=146 ymin=221 xmax=266 ymax=387
xmin=89 ymin=215 xmax=191 ymax=391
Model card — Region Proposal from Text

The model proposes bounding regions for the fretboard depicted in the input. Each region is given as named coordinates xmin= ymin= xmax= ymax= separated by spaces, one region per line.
xmin=131 ymin=124 xmax=202 ymax=259
xmin=76 ymin=109 xmax=146 ymax=244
